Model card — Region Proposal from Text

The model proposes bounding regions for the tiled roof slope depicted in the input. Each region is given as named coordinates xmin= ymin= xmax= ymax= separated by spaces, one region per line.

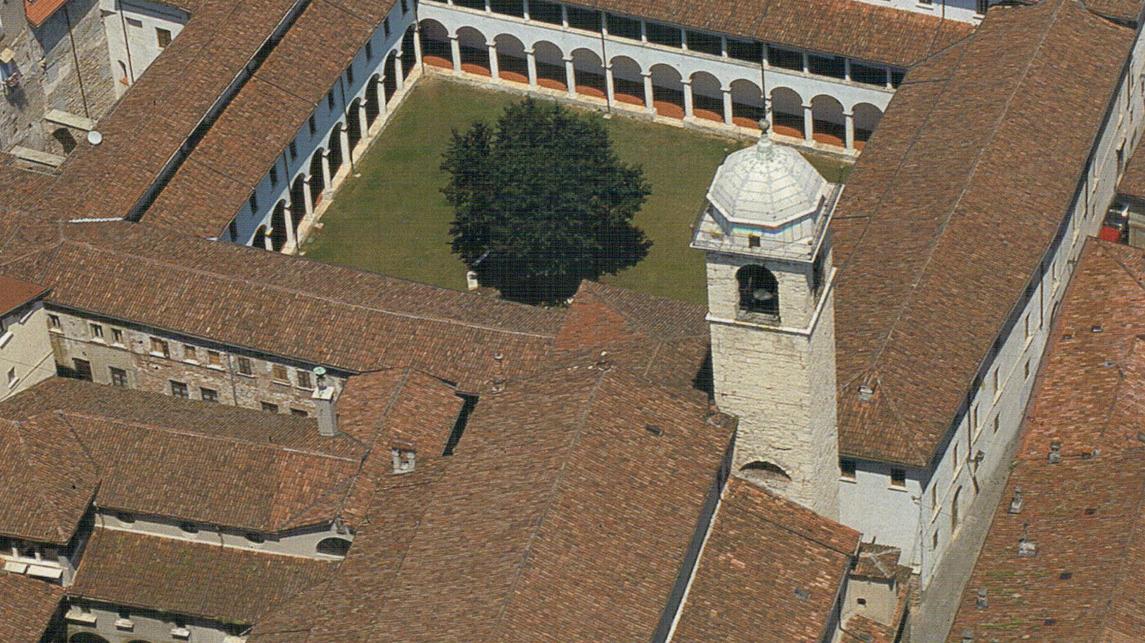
xmin=249 ymin=366 xmax=736 ymax=642
xmin=0 ymin=377 xmax=363 ymax=459
xmin=69 ymin=528 xmax=336 ymax=624
xmin=948 ymin=240 xmax=1145 ymax=641
xmin=673 ymin=478 xmax=859 ymax=642
xmin=0 ymin=572 xmax=64 ymax=643
xmin=0 ymin=222 xmax=561 ymax=390
xmin=0 ymin=274 xmax=46 ymax=317
xmin=0 ymin=416 xmax=98 ymax=544
xmin=1084 ymin=0 xmax=1145 ymax=23
xmin=146 ymin=0 xmax=393 ymax=237
xmin=831 ymin=0 xmax=1134 ymax=466
xmin=27 ymin=0 xmax=300 ymax=221
xmin=584 ymin=0 xmax=973 ymax=67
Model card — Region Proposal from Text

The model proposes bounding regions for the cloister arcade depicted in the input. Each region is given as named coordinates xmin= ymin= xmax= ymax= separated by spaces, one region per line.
xmin=416 ymin=0 xmax=890 ymax=152
xmin=236 ymin=0 xmax=894 ymax=254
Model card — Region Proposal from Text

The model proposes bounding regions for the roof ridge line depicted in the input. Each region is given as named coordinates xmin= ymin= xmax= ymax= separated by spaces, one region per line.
xmin=65 ymin=238 xmax=559 ymax=340
xmin=858 ymin=0 xmax=1064 ymax=381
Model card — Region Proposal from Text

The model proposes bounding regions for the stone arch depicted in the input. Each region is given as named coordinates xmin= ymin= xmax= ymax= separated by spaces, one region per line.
xmin=401 ymin=25 xmax=417 ymax=76
xmin=853 ymin=102 xmax=883 ymax=150
xmin=365 ymin=74 xmax=382 ymax=127
xmin=740 ymin=461 xmax=792 ymax=489
xmin=327 ymin=124 xmax=344 ymax=178
xmin=811 ymin=94 xmax=845 ymax=148
xmin=345 ymin=97 xmax=364 ymax=154
xmin=571 ymin=47 xmax=605 ymax=99
xmin=52 ymin=127 xmax=77 ymax=154
xmin=383 ymin=50 xmax=399 ymax=103
xmin=770 ymin=86 xmax=803 ymax=140
xmin=290 ymin=174 xmax=308 ymax=231
xmin=419 ymin=19 xmax=451 ymax=70
xmin=456 ymin=26 xmax=491 ymax=76
xmin=494 ymin=33 xmax=527 ymax=84
xmin=689 ymin=71 xmax=723 ymax=123
xmin=610 ymin=55 xmax=643 ymax=107
xmin=308 ymin=149 xmax=326 ymax=209
xmin=730 ymin=78 xmax=764 ymax=128
xmin=649 ymin=64 xmax=684 ymax=119
xmin=270 ymin=200 xmax=289 ymax=252
xmin=316 ymin=536 xmax=352 ymax=557
xmin=533 ymin=40 xmax=566 ymax=91
xmin=736 ymin=264 xmax=779 ymax=316
xmin=253 ymin=224 xmax=268 ymax=249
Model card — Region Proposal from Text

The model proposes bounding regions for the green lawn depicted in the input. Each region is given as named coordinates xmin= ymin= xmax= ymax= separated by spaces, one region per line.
xmin=302 ymin=77 xmax=850 ymax=305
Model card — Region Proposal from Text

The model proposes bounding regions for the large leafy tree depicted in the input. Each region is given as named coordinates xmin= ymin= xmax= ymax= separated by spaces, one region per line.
xmin=442 ymin=99 xmax=651 ymax=304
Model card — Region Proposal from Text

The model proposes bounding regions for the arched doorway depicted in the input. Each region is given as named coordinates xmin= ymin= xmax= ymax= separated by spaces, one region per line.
xmin=649 ymin=64 xmax=684 ymax=119
xmin=690 ymin=71 xmax=723 ymax=123
xmin=290 ymin=175 xmax=308 ymax=233
xmin=418 ymin=19 xmax=451 ymax=69
xmin=770 ymin=87 xmax=804 ymax=140
xmin=270 ymin=200 xmax=289 ymax=252
xmin=345 ymin=98 xmax=363 ymax=155
xmin=402 ymin=25 xmax=417 ymax=76
xmin=853 ymin=103 xmax=883 ymax=150
xmin=533 ymin=41 xmax=565 ymax=91
xmin=457 ymin=26 xmax=490 ymax=76
xmin=383 ymin=51 xmax=399 ymax=104
xmin=610 ymin=56 xmax=643 ymax=107
xmin=730 ymin=79 xmax=764 ymax=128
xmin=493 ymin=34 xmax=527 ymax=84
xmin=811 ymin=94 xmax=845 ymax=148
xmin=571 ymin=48 xmax=606 ymax=99
xmin=253 ymin=225 xmax=268 ymax=249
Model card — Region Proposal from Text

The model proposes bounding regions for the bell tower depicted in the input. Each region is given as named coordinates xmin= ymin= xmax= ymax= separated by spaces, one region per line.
xmin=691 ymin=122 xmax=840 ymax=518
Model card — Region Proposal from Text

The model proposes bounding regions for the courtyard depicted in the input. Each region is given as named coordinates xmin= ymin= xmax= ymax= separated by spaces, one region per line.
xmin=301 ymin=77 xmax=850 ymax=305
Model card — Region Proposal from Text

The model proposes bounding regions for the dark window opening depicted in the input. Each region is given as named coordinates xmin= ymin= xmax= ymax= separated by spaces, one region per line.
xmin=529 ymin=0 xmax=563 ymax=24
xmin=686 ymin=30 xmax=722 ymax=56
xmin=316 ymin=537 xmax=352 ymax=557
xmin=490 ymin=0 xmax=524 ymax=17
xmin=768 ymin=46 xmax=803 ymax=71
xmin=840 ymin=458 xmax=856 ymax=480
xmin=850 ymin=62 xmax=886 ymax=86
xmin=606 ymin=14 xmax=642 ymax=40
xmin=565 ymin=6 xmax=602 ymax=32
xmin=727 ymin=39 xmax=762 ymax=63
xmin=807 ymin=54 xmax=846 ymax=79
xmin=890 ymin=70 xmax=906 ymax=87
xmin=645 ymin=22 xmax=682 ymax=48
xmin=890 ymin=468 xmax=907 ymax=488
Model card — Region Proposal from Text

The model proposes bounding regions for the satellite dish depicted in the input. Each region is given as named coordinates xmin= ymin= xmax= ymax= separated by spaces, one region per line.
xmin=86 ymin=130 xmax=103 ymax=146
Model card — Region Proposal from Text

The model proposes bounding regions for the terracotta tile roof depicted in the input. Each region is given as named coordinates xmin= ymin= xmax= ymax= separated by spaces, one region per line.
xmin=587 ymin=0 xmax=974 ymax=67
xmin=0 ymin=572 xmax=64 ymax=643
xmin=948 ymin=240 xmax=1145 ymax=641
xmin=831 ymin=0 xmax=1134 ymax=466
xmin=0 ymin=223 xmax=561 ymax=391
xmin=22 ymin=0 xmax=68 ymax=28
xmin=673 ymin=478 xmax=859 ymax=642
xmin=0 ymin=274 xmax=46 ymax=317
xmin=69 ymin=528 xmax=336 ymax=624
xmin=0 ymin=377 xmax=363 ymax=459
xmin=1083 ymin=0 xmax=1144 ymax=22
xmin=249 ymin=366 xmax=736 ymax=642
xmin=0 ymin=416 xmax=98 ymax=544
xmin=28 ymin=0 xmax=299 ymax=221
xmin=147 ymin=0 xmax=390 ymax=237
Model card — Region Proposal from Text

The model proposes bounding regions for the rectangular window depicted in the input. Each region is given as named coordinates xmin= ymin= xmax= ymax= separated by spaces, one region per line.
xmin=970 ymin=405 xmax=979 ymax=438
xmin=207 ymin=350 xmax=222 ymax=367
xmin=170 ymin=380 xmax=189 ymax=398
xmin=345 ymin=64 xmax=354 ymax=85
xmin=201 ymin=387 xmax=219 ymax=403
xmin=249 ymin=192 xmax=259 ymax=213
xmin=606 ymin=14 xmax=642 ymax=40
xmin=1024 ymin=359 xmax=1031 ymax=380
xmin=308 ymin=115 xmax=317 ymax=136
xmin=150 ymin=337 xmax=170 ymax=358
xmin=290 ymin=408 xmax=308 ymax=417
xmin=976 ymin=0 xmax=989 ymax=14
xmin=952 ymin=443 xmax=959 ymax=470
xmin=401 ymin=0 xmax=408 ymax=14
xmin=126 ymin=17 xmax=142 ymax=28
xmin=645 ymin=22 xmax=682 ymax=48
xmin=261 ymin=401 xmax=279 ymax=413
xmin=565 ymin=6 xmax=602 ymax=32
xmin=840 ymin=458 xmax=856 ymax=480
xmin=7 ymin=367 xmax=16 ymax=387
xmin=269 ymin=164 xmax=279 ymax=186
xmin=528 ymin=0 xmax=563 ymax=25
xmin=807 ymin=54 xmax=846 ymax=79
xmin=228 ymin=220 xmax=238 ymax=241
xmin=272 ymin=364 xmax=289 ymax=382
xmin=327 ymin=89 xmax=336 ymax=111
xmin=726 ymin=39 xmax=763 ymax=64
xmin=768 ymin=46 xmax=804 ymax=72
xmin=49 ymin=314 xmax=60 ymax=330
xmin=90 ymin=323 xmax=104 ymax=340
xmin=993 ymin=415 xmax=1000 ymax=433
xmin=366 ymin=40 xmax=374 ymax=61
xmin=1024 ymin=315 xmax=1030 ymax=341
xmin=183 ymin=345 xmax=197 ymax=362
xmin=992 ymin=368 xmax=1000 ymax=398
xmin=383 ymin=17 xmax=391 ymax=38
xmin=296 ymin=370 xmax=313 ymax=389
xmin=156 ymin=27 xmax=173 ymax=49
xmin=109 ymin=367 xmax=128 ymax=388
xmin=890 ymin=468 xmax=907 ymax=488
xmin=686 ymin=31 xmax=722 ymax=57
xmin=490 ymin=0 xmax=525 ymax=16
xmin=289 ymin=141 xmax=298 ymax=160
xmin=890 ymin=70 xmax=906 ymax=87
xmin=237 ymin=357 xmax=253 ymax=376
xmin=850 ymin=62 xmax=887 ymax=86
xmin=112 ymin=328 xmax=124 ymax=345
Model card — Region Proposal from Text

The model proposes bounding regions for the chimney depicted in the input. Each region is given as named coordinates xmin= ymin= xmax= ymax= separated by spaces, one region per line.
xmin=311 ymin=367 xmax=338 ymax=437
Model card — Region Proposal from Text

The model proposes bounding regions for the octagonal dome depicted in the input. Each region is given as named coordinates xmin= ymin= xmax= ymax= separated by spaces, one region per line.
xmin=706 ymin=123 xmax=828 ymax=229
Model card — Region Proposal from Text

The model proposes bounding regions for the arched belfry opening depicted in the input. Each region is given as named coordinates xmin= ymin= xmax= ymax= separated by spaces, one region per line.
xmin=737 ymin=264 xmax=779 ymax=317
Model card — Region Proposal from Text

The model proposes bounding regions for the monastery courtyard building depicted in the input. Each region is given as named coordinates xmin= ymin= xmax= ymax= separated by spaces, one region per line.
xmin=1 ymin=0 xmax=1145 ymax=641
